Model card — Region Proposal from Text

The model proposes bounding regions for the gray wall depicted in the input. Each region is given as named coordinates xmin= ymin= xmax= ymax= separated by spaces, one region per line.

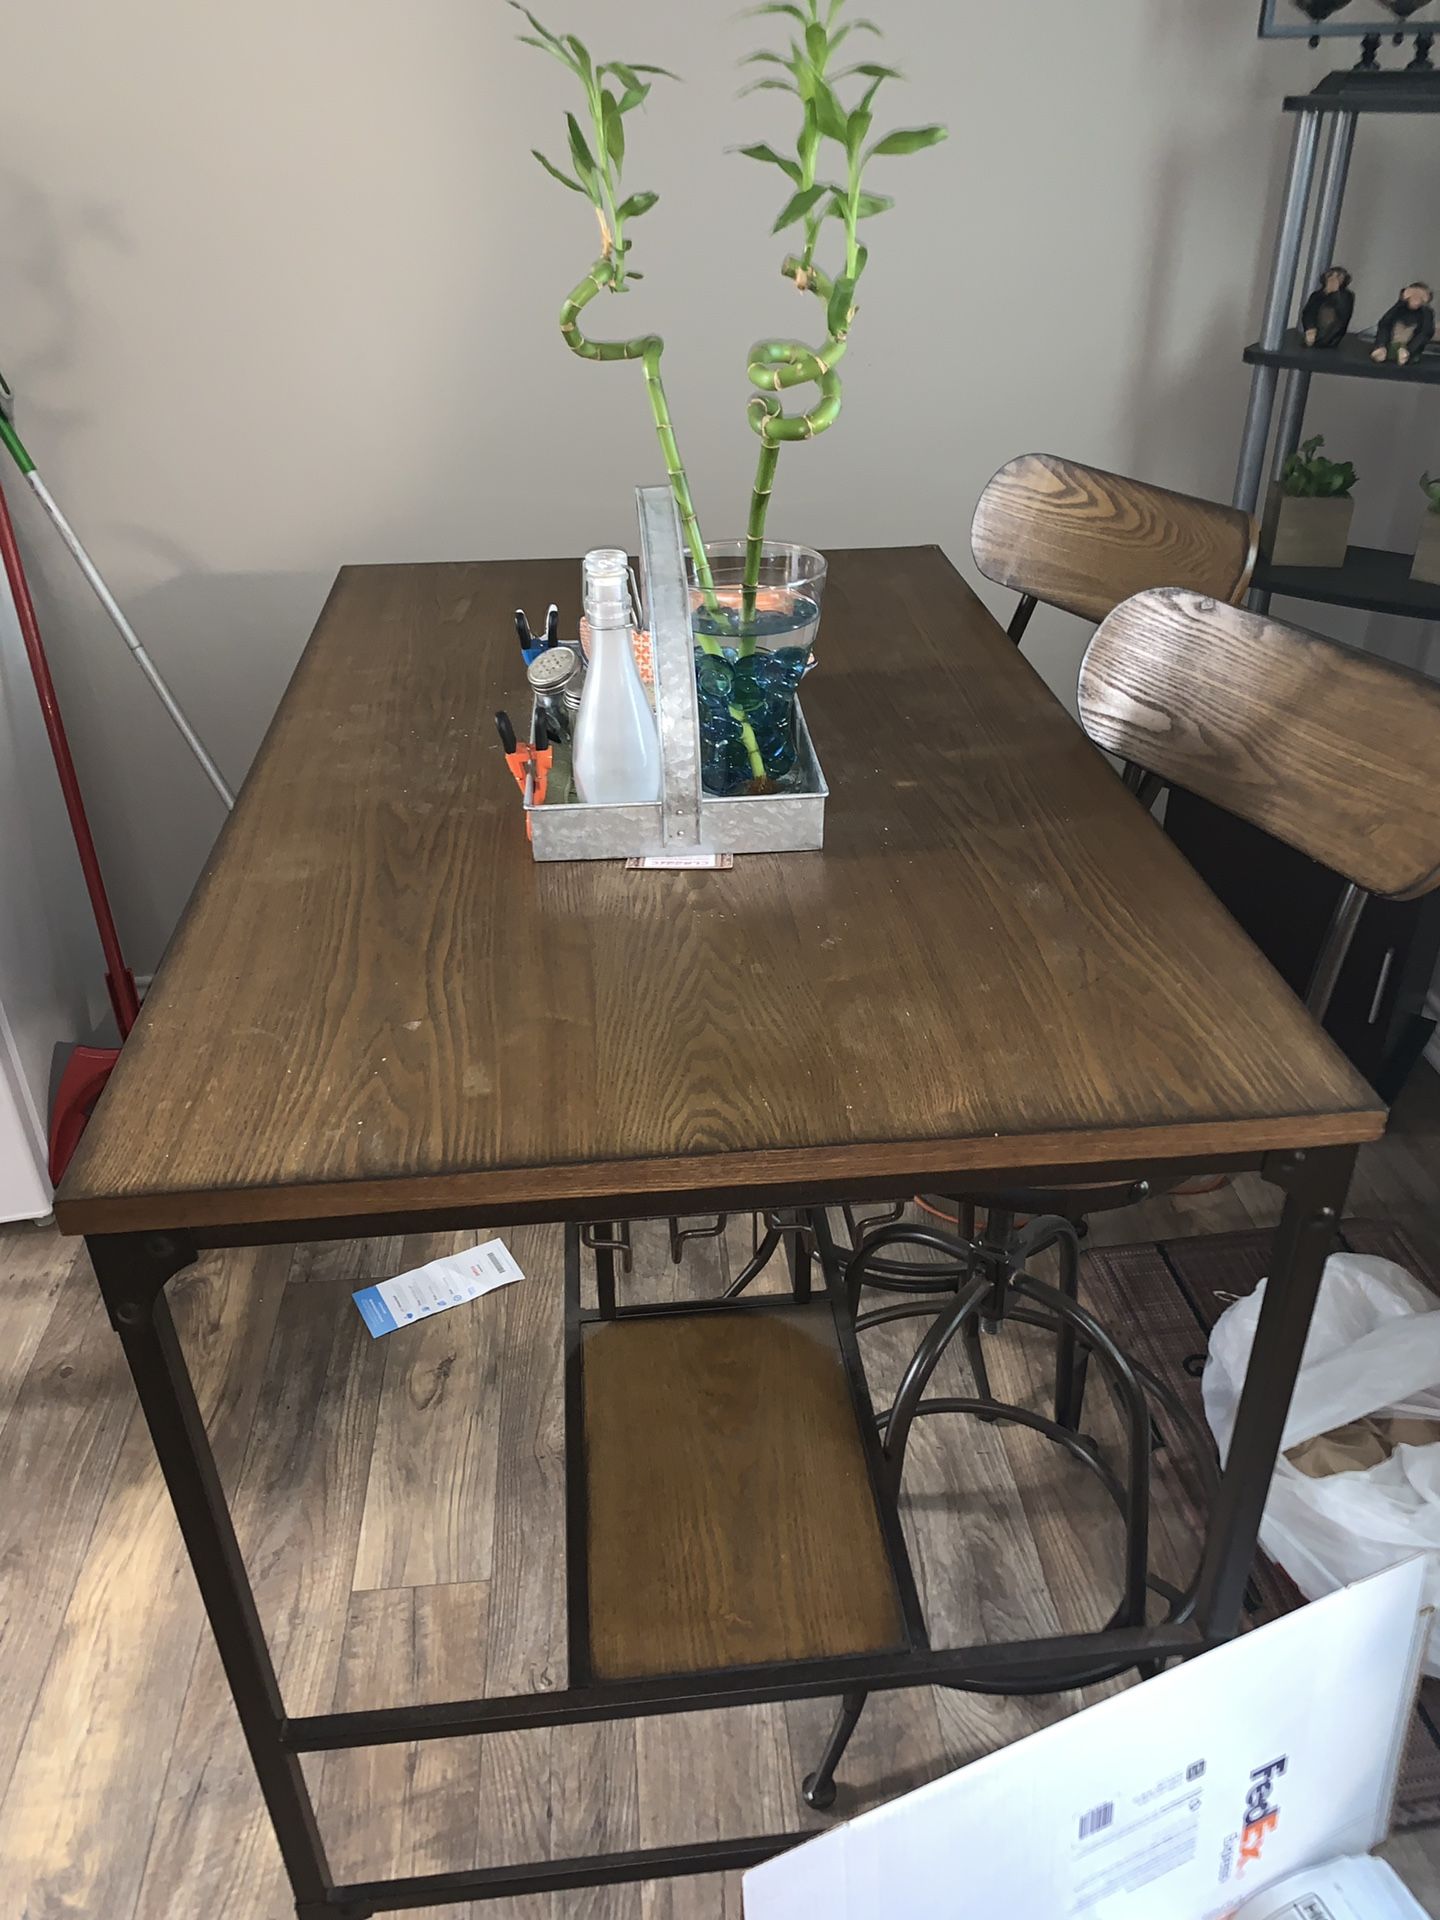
xmin=2 ymin=0 xmax=1435 ymax=968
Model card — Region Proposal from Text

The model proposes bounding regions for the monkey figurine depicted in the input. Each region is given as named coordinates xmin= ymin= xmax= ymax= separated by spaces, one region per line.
xmin=1301 ymin=266 xmax=1353 ymax=349
xmin=1371 ymin=283 xmax=1435 ymax=367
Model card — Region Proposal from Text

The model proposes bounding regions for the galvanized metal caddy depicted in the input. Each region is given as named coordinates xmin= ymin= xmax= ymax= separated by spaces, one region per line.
xmin=524 ymin=486 xmax=828 ymax=862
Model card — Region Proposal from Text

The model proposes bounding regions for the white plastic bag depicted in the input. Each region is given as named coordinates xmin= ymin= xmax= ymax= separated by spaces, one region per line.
xmin=1202 ymin=1252 xmax=1440 ymax=1674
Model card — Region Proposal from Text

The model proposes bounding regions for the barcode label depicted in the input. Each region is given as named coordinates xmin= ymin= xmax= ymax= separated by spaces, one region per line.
xmin=1078 ymin=1803 xmax=1114 ymax=1840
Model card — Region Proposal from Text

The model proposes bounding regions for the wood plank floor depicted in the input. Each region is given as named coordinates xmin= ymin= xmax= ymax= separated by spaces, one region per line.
xmin=3 ymin=1071 xmax=1440 ymax=1919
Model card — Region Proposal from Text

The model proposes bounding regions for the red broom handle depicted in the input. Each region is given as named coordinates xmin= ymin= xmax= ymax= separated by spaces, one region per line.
xmin=0 ymin=471 xmax=140 ymax=1038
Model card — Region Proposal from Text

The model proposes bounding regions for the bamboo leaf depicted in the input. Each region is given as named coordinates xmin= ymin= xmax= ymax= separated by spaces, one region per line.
xmin=811 ymin=78 xmax=848 ymax=141
xmin=508 ymin=2 xmax=565 ymax=49
xmin=623 ymin=62 xmax=681 ymax=78
xmin=603 ymin=62 xmax=654 ymax=109
xmin=736 ymin=141 xmax=804 ymax=184
xmin=563 ymin=34 xmax=594 ymax=83
xmin=566 ymin=110 xmax=598 ymax=182
xmin=531 ymin=148 xmax=586 ymax=192
xmin=805 ymin=20 xmax=828 ymax=66
xmin=854 ymin=190 xmax=894 ymax=217
xmin=740 ymin=75 xmax=797 ymax=94
xmin=854 ymin=241 xmax=870 ymax=278
xmin=602 ymin=89 xmax=626 ymax=169
xmin=845 ymin=107 xmax=872 ymax=157
xmin=827 ymin=272 xmax=856 ymax=336
xmin=745 ymin=1 xmax=808 ymax=19
xmin=868 ymin=123 xmax=947 ymax=157
xmin=835 ymin=60 xmax=903 ymax=84
xmin=518 ymin=33 xmax=575 ymax=70
xmin=772 ymin=182 xmax=829 ymax=232
xmin=616 ymin=190 xmax=659 ymax=218
xmin=740 ymin=49 xmax=789 ymax=65
xmin=831 ymin=18 xmax=880 ymax=51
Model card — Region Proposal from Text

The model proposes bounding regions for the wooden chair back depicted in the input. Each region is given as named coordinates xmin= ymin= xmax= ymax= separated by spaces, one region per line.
xmin=1080 ymin=589 xmax=1440 ymax=901
xmin=971 ymin=453 xmax=1259 ymax=624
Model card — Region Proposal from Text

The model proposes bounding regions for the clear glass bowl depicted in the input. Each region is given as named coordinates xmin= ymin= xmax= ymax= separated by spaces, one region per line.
xmin=683 ymin=541 xmax=827 ymax=795
xmin=685 ymin=540 xmax=827 ymax=654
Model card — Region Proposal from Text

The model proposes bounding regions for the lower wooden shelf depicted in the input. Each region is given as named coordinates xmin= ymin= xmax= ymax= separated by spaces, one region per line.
xmin=581 ymin=1305 xmax=909 ymax=1681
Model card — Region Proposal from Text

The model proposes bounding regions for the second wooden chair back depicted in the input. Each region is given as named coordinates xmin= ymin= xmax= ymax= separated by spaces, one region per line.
xmin=1080 ymin=588 xmax=1440 ymax=1013
xmin=972 ymin=452 xmax=1259 ymax=646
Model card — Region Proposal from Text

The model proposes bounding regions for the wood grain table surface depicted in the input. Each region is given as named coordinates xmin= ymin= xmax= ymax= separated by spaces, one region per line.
xmin=55 ymin=545 xmax=1384 ymax=1238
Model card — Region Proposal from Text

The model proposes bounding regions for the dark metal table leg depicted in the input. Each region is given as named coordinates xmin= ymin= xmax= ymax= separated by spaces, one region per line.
xmin=1191 ymin=1145 xmax=1356 ymax=1639
xmin=86 ymin=1232 xmax=340 ymax=1919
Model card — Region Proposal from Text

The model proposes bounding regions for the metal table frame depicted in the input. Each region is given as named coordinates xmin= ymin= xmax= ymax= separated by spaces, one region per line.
xmin=85 ymin=1139 xmax=1354 ymax=1918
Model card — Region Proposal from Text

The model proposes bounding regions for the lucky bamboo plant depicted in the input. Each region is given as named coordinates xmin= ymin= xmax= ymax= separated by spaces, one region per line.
xmin=515 ymin=0 xmax=945 ymax=650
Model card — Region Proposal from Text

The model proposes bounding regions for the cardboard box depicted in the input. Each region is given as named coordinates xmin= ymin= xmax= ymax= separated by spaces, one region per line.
xmin=744 ymin=1559 xmax=1431 ymax=1919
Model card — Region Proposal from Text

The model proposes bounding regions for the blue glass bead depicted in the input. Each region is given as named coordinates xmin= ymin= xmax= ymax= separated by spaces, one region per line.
xmin=696 ymin=655 xmax=734 ymax=703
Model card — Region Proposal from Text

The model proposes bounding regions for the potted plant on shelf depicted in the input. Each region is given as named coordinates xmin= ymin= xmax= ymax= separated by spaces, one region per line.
xmin=514 ymin=0 xmax=945 ymax=795
xmin=1261 ymin=435 xmax=1357 ymax=571
xmin=1414 ymin=473 xmax=1440 ymax=587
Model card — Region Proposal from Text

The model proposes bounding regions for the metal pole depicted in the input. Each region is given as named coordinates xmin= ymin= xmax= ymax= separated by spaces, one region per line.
xmin=1270 ymin=112 xmax=1357 ymax=487
xmin=25 ymin=471 xmax=236 ymax=809
xmin=0 ymin=409 xmax=235 ymax=810
xmin=1305 ymin=880 xmax=1366 ymax=1022
xmin=1234 ymin=111 xmax=1322 ymax=513
xmin=0 ymin=473 xmax=140 ymax=1037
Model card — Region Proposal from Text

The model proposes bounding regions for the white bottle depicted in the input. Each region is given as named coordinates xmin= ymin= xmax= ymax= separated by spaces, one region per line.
xmin=572 ymin=548 xmax=662 ymax=806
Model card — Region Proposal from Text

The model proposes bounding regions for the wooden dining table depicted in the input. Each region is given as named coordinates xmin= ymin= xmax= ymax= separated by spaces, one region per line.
xmin=55 ymin=542 xmax=1384 ymax=1919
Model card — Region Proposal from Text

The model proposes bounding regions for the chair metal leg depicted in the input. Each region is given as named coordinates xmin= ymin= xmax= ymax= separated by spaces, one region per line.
xmin=1049 ymin=1220 xmax=1086 ymax=1431
xmin=1012 ymin=1274 xmax=1153 ymax=1629
xmin=723 ymin=1225 xmax=785 ymax=1300
xmin=882 ymin=1278 xmax=991 ymax=1489
xmin=802 ymin=1690 xmax=868 ymax=1811
xmin=786 ymin=1212 xmax=814 ymax=1303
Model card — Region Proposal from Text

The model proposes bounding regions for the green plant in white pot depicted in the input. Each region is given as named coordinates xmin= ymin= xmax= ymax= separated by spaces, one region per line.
xmin=514 ymin=0 xmax=945 ymax=795
xmin=1414 ymin=474 xmax=1440 ymax=587
xmin=1262 ymin=435 xmax=1357 ymax=571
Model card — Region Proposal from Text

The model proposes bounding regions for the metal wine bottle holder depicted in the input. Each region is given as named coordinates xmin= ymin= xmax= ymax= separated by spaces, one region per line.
xmin=524 ymin=485 xmax=827 ymax=861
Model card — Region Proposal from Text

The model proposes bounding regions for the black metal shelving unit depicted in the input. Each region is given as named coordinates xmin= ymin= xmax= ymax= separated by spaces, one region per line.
xmin=1253 ymin=545 xmax=1440 ymax=619
xmin=1167 ymin=63 xmax=1440 ymax=1098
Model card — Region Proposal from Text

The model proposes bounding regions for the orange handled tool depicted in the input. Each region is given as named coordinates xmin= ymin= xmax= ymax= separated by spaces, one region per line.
xmin=496 ymin=710 xmax=553 ymax=832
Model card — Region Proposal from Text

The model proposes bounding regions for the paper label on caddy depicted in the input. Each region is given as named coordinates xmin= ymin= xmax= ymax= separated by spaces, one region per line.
xmin=625 ymin=853 xmax=733 ymax=870
xmin=353 ymin=1242 xmax=524 ymax=1337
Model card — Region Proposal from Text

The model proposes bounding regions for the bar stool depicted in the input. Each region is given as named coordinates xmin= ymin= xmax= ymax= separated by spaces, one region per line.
xmin=970 ymin=451 xmax=1258 ymax=651
xmin=800 ymin=586 xmax=1440 ymax=1810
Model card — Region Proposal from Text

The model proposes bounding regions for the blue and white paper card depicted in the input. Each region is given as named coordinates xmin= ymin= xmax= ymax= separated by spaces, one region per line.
xmin=354 ymin=1240 xmax=524 ymax=1338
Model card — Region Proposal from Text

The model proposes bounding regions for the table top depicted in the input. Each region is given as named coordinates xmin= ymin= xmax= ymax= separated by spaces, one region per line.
xmin=56 ymin=545 xmax=1384 ymax=1238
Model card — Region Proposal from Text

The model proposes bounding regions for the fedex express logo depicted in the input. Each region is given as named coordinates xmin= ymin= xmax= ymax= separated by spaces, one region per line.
xmin=1233 ymin=1756 xmax=1287 ymax=1877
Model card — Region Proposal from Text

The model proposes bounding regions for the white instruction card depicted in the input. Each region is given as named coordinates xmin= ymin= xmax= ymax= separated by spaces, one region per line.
xmin=354 ymin=1241 xmax=524 ymax=1338
xmin=743 ymin=1559 xmax=1430 ymax=1920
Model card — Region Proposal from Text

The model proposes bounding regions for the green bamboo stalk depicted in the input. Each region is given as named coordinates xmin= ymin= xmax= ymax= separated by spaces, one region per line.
xmin=560 ymin=260 xmax=719 ymax=613
xmin=560 ymin=259 xmax=764 ymax=782
xmin=739 ymin=256 xmax=851 ymax=649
